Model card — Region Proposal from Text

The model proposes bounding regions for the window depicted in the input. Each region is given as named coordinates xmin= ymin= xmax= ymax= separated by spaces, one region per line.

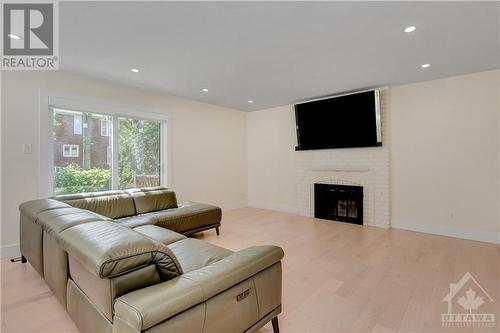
xmin=101 ymin=120 xmax=111 ymax=136
xmin=74 ymin=115 xmax=82 ymax=134
xmin=63 ymin=144 xmax=79 ymax=157
xmin=107 ymin=146 xmax=112 ymax=166
xmin=53 ymin=109 xmax=112 ymax=195
xmin=50 ymin=106 xmax=164 ymax=195
xmin=118 ymin=117 xmax=161 ymax=189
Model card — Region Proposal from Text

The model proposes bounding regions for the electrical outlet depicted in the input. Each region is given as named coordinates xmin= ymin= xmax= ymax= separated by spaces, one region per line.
xmin=23 ymin=144 xmax=33 ymax=154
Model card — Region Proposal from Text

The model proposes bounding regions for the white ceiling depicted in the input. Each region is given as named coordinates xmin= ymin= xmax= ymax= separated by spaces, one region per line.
xmin=60 ymin=2 xmax=500 ymax=111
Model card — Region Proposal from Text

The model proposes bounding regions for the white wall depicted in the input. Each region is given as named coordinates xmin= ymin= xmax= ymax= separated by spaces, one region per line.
xmin=247 ymin=106 xmax=297 ymax=212
xmin=247 ymin=70 xmax=500 ymax=243
xmin=1 ymin=71 xmax=248 ymax=254
xmin=391 ymin=70 xmax=500 ymax=243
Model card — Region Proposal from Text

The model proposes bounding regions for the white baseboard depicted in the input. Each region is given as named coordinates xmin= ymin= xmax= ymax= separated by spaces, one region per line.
xmin=392 ymin=220 xmax=500 ymax=244
xmin=221 ymin=202 xmax=248 ymax=211
xmin=1 ymin=243 xmax=20 ymax=258
xmin=247 ymin=202 xmax=395 ymax=230
xmin=246 ymin=205 xmax=498 ymax=244
xmin=247 ymin=201 xmax=299 ymax=215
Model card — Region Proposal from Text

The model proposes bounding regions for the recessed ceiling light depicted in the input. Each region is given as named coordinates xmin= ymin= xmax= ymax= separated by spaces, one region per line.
xmin=130 ymin=68 xmax=139 ymax=73
xmin=8 ymin=33 xmax=21 ymax=40
xmin=202 ymin=88 xmax=209 ymax=92
xmin=421 ymin=63 xmax=431 ymax=68
xmin=404 ymin=26 xmax=416 ymax=33
xmin=248 ymin=100 xmax=254 ymax=104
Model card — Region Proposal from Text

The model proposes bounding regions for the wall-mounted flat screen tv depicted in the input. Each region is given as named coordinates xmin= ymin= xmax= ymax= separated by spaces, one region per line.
xmin=295 ymin=89 xmax=382 ymax=150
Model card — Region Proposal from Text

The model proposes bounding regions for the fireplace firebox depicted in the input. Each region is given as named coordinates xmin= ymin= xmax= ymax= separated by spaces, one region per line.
xmin=314 ymin=183 xmax=363 ymax=225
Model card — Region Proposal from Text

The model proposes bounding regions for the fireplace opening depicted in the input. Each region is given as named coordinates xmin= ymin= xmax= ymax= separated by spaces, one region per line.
xmin=314 ymin=183 xmax=363 ymax=225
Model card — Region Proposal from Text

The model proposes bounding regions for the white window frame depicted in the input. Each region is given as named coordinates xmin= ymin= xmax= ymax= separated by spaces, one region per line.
xmin=73 ymin=114 xmax=82 ymax=135
xmin=106 ymin=146 xmax=113 ymax=166
xmin=101 ymin=119 xmax=111 ymax=136
xmin=62 ymin=144 xmax=79 ymax=157
xmin=39 ymin=93 xmax=171 ymax=197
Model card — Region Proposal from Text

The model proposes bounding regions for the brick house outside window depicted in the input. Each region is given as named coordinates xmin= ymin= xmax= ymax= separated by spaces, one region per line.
xmin=53 ymin=109 xmax=112 ymax=171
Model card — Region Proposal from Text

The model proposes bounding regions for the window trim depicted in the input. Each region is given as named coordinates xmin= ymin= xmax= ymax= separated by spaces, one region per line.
xmin=40 ymin=93 xmax=171 ymax=197
xmin=73 ymin=114 xmax=82 ymax=135
xmin=101 ymin=119 xmax=111 ymax=136
xmin=62 ymin=144 xmax=79 ymax=157
xmin=106 ymin=146 xmax=112 ymax=166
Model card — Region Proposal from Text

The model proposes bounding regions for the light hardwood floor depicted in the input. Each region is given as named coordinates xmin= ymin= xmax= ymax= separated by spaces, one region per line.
xmin=1 ymin=208 xmax=499 ymax=333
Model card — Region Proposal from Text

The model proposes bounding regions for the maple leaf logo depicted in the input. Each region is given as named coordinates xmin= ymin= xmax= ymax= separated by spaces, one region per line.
xmin=457 ymin=288 xmax=484 ymax=313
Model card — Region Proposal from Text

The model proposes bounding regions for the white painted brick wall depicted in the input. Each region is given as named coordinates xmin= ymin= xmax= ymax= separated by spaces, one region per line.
xmin=294 ymin=89 xmax=391 ymax=228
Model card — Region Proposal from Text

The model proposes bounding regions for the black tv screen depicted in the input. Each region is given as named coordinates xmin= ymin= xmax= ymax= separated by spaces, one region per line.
xmin=295 ymin=90 xmax=382 ymax=150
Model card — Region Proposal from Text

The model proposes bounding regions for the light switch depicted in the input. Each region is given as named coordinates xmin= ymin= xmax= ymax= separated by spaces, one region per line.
xmin=23 ymin=144 xmax=33 ymax=154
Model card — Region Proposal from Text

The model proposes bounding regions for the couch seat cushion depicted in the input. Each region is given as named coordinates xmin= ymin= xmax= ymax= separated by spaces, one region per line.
xmin=115 ymin=213 xmax=157 ymax=228
xmin=167 ymin=238 xmax=233 ymax=273
xmin=133 ymin=225 xmax=186 ymax=245
xmin=152 ymin=201 xmax=221 ymax=234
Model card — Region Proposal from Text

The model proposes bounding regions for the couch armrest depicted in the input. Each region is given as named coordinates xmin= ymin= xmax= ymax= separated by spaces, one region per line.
xmin=114 ymin=245 xmax=284 ymax=331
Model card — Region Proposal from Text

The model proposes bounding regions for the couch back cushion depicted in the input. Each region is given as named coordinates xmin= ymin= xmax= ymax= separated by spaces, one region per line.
xmin=19 ymin=199 xmax=72 ymax=220
xmin=56 ymin=192 xmax=136 ymax=219
xmin=129 ymin=188 xmax=178 ymax=214
xmin=36 ymin=208 xmax=105 ymax=236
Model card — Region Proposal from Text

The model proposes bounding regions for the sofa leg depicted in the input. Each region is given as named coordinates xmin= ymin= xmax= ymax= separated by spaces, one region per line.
xmin=271 ymin=317 xmax=279 ymax=333
xmin=10 ymin=255 xmax=27 ymax=263
xmin=215 ymin=227 xmax=220 ymax=236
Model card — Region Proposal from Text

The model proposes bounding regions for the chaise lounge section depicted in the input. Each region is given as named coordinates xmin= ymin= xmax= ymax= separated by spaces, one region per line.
xmin=18 ymin=188 xmax=284 ymax=333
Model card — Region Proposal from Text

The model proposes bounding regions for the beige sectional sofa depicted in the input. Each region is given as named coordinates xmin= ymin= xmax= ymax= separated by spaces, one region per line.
xmin=18 ymin=188 xmax=284 ymax=333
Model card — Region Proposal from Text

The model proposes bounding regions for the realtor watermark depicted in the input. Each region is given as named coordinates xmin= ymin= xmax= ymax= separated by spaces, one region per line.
xmin=441 ymin=272 xmax=495 ymax=328
xmin=1 ymin=1 xmax=59 ymax=70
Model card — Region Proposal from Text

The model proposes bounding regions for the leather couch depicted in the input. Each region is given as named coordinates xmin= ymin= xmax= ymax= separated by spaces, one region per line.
xmin=53 ymin=187 xmax=222 ymax=235
xmin=18 ymin=188 xmax=284 ymax=333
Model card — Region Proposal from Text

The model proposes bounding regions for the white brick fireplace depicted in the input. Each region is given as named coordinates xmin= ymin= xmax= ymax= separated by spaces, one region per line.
xmin=294 ymin=89 xmax=391 ymax=228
